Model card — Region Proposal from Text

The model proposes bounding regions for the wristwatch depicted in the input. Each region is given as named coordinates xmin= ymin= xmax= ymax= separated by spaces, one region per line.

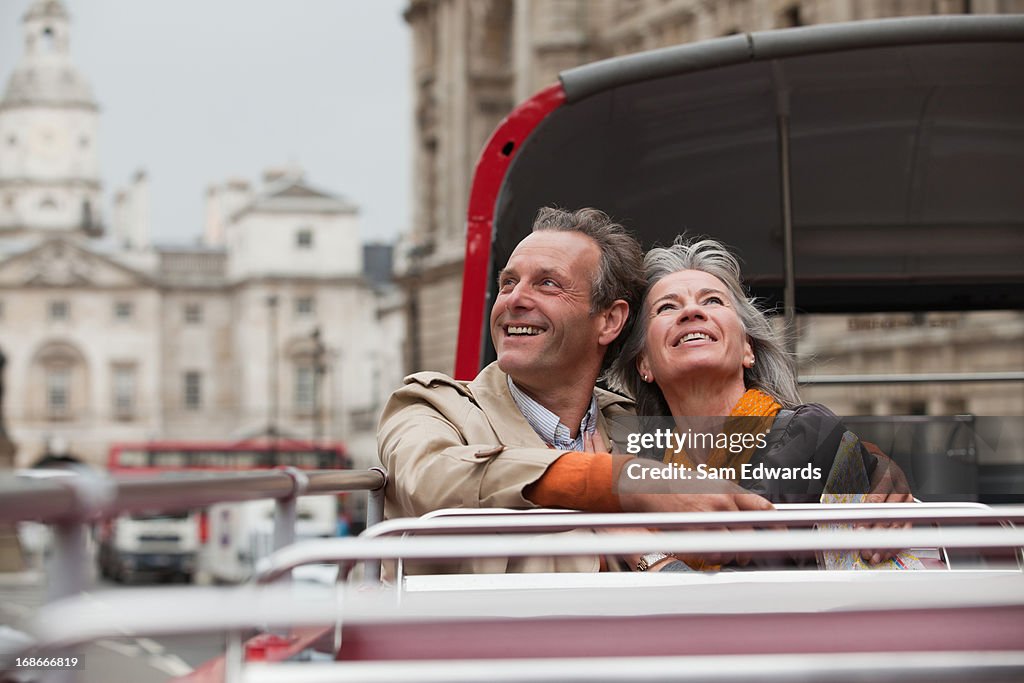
xmin=636 ymin=552 xmax=671 ymax=572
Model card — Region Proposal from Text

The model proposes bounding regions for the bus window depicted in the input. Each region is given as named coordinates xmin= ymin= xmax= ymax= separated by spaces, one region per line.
xmin=116 ymin=450 xmax=147 ymax=468
xmin=152 ymin=451 xmax=186 ymax=468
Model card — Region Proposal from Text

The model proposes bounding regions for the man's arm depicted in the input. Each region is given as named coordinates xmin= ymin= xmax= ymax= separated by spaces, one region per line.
xmin=377 ymin=380 xmax=565 ymax=517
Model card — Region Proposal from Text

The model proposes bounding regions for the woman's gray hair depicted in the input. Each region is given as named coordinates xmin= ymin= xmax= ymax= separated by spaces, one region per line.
xmin=608 ymin=236 xmax=801 ymax=414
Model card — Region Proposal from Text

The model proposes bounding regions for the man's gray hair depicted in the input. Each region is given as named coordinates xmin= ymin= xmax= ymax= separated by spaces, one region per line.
xmin=531 ymin=207 xmax=645 ymax=369
xmin=608 ymin=236 xmax=801 ymax=414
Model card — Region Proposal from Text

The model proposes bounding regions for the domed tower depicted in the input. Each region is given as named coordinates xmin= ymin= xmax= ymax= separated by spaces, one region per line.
xmin=0 ymin=0 xmax=102 ymax=238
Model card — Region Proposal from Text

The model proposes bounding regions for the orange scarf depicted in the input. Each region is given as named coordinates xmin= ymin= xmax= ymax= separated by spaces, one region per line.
xmin=663 ymin=389 xmax=781 ymax=572
xmin=662 ymin=389 xmax=782 ymax=479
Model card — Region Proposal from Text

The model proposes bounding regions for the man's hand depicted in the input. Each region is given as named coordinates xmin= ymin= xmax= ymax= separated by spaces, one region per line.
xmin=617 ymin=458 xmax=773 ymax=566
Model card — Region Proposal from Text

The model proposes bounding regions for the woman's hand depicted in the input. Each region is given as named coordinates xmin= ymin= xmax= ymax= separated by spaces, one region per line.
xmin=861 ymin=444 xmax=914 ymax=563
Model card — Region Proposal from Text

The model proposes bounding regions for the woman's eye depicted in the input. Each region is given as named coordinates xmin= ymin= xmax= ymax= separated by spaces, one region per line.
xmin=704 ymin=296 xmax=723 ymax=305
xmin=655 ymin=303 xmax=677 ymax=314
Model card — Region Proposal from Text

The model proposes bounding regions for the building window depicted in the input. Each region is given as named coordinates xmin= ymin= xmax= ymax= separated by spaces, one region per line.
xmin=112 ymin=365 xmax=136 ymax=420
xmin=780 ymin=3 xmax=803 ymax=27
xmin=49 ymin=300 xmax=69 ymax=321
xmin=46 ymin=367 xmax=71 ymax=420
xmin=183 ymin=371 xmax=202 ymax=410
xmin=39 ymin=196 xmax=58 ymax=210
xmin=184 ymin=303 xmax=203 ymax=324
xmin=294 ymin=365 xmax=315 ymax=414
xmin=295 ymin=296 xmax=315 ymax=316
xmin=296 ymin=228 xmax=314 ymax=249
xmin=114 ymin=301 xmax=133 ymax=321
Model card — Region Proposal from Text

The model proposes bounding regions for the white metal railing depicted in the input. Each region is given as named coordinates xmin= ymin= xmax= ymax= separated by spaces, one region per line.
xmin=255 ymin=522 xmax=1024 ymax=585
xmin=797 ymin=371 xmax=1024 ymax=385
xmin=0 ymin=467 xmax=387 ymax=602
xmin=243 ymin=652 xmax=1024 ymax=683
xmin=5 ymin=504 xmax=1024 ymax=683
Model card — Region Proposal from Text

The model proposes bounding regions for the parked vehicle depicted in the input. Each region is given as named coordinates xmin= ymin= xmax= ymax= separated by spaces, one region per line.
xmin=200 ymin=495 xmax=338 ymax=584
xmin=105 ymin=438 xmax=350 ymax=584
xmin=96 ymin=510 xmax=199 ymax=583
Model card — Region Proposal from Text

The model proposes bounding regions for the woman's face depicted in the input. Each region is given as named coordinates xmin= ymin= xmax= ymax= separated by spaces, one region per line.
xmin=637 ymin=269 xmax=753 ymax=391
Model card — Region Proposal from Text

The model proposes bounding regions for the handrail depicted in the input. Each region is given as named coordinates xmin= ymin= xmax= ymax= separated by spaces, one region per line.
xmin=20 ymin=572 xmax=1024 ymax=652
xmin=244 ymin=652 xmax=1024 ymax=683
xmin=798 ymin=371 xmax=1024 ymax=385
xmin=0 ymin=468 xmax=387 ymax=604
xmin=0 ymin=469 xmax=386 ymax=524
xmin=254 ymin=526 xmax=1024 ymax=584
xmin=362 ymin=504 xmax=1024 ymax=539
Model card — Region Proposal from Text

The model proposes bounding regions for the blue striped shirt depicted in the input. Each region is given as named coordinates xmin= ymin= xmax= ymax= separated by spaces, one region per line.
xmin=507 ymin=376 xmax=598 ymax=451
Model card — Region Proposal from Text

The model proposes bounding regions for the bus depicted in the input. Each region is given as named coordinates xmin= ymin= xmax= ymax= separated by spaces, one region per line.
xmin=100 ymin=439 xmax=350 ymax=583
xmin=107 ymin=439 xmax=349 ymax=473
xmin=452 ymin=14 xmax=1024 ymax=501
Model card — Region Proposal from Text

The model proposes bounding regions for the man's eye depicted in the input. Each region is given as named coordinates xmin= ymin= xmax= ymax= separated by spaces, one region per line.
xmin=499 ymin=278 xmax=516 ymax=290
xmin=540 ymin=278 xmax=559 ymax=288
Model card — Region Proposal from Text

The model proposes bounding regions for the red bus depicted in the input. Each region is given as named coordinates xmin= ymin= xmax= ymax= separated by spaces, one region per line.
xmin=107 ymin=439 xmax=349 ymax=474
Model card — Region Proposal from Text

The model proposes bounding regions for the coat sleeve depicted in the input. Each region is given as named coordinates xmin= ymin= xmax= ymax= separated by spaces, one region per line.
xmin=376 ymin=380 xmax=567 ymax=518
xmin=743 ymin=404 xmax=878 ymax=503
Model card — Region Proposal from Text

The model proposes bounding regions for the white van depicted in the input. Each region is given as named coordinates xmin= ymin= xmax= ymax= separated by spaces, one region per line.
xmin=97 ymin=511 xmax=200 ymax=583
xmin=199 ymin=495 xmax=338 ymax=584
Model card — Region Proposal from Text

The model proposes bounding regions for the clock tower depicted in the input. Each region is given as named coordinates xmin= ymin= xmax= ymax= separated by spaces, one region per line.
xmin=0 ymin=0 xmax=102 ymax=238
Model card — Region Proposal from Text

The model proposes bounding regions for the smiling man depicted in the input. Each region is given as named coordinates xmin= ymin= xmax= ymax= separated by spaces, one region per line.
xmin=377 ymin=207 xmax=773 ymax=574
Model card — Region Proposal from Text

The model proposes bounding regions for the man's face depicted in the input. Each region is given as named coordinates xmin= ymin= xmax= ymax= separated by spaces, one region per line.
xmin=490 ymin=231 xmax=606 ymax=393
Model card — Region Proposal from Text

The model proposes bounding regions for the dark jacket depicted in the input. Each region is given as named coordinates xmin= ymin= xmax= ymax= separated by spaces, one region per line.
xmin=743 ymin=403 xmax=878 ymax=503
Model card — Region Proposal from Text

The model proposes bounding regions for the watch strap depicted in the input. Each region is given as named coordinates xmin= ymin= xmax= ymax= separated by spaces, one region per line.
xmin=636 ymin=552 xmax=671 ymax=572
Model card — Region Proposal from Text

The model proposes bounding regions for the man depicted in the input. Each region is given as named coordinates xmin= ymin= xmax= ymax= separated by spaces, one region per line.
xmin=378 ymin=207 xmax=773 ymax=574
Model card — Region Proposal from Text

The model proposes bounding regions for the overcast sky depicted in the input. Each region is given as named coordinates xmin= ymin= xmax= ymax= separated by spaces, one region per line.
xmin=0 ymin=0 xmax=411 ymax=246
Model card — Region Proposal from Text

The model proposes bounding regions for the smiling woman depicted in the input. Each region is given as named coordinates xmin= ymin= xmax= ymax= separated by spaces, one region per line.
xmin=608 ymin=237 xmax=908 ymax=510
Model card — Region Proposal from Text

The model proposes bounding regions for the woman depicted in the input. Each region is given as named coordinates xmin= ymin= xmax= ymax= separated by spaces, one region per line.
xmin=608 ymin=237 xmax=916 ymax=571
xmin=609 ymin=236 xmax=900 ymax=505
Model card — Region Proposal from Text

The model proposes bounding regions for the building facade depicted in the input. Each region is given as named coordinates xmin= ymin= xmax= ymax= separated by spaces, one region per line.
xmin=401 ymin=0 xmax=1023 ymax=434
xmin=0 ymin=0 xmax=404 ymax=469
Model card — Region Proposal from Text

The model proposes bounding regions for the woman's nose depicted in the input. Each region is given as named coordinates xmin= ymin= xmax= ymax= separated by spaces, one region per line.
xmin=676 ymin=301 xmax=706 ymax=322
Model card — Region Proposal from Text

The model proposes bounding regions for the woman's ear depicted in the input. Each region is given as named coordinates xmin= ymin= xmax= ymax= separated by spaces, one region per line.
xmin=742 ymin=337 xmax=755 ymax=369
xmin=637 ymin=354 xmax=652 ymax=383
xmin=597 ymin=300 xmax=629 ymax=347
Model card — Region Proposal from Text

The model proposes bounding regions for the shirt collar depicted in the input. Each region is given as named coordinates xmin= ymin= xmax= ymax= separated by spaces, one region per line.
xmin=507 ymin=376 xmax=598 ymax=451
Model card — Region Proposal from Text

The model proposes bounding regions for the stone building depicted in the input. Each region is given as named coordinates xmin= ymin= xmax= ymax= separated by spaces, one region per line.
xmin=400 ymin=0 xmax=1023 ymax=432
xmin=0 ymin=0 xmax=403 ymax=469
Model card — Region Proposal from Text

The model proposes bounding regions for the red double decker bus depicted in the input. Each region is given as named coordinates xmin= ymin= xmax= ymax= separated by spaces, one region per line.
xmin=107 ymin=438 xmax=349 ymax=474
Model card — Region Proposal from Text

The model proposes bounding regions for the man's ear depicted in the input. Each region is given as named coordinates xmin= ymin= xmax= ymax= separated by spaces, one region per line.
xmin=597 ymin=300 xmax=629 ymax=347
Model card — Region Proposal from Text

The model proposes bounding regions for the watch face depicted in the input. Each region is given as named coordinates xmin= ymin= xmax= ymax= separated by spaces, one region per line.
xmin=30 ymin=124 xmax=69 ymax=159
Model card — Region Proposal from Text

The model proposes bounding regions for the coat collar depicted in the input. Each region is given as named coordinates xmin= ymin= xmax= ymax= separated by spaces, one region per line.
xmin=469 ymin=362 xmax=634 ymax=450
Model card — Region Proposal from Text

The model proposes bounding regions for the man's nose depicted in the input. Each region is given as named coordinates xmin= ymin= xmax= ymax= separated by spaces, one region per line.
xmin=504 ymin=281 xmax=534 ymax=310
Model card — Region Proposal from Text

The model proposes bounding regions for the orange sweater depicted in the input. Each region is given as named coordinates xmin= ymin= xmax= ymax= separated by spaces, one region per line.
xmin=524 ymin=452 xmax=630 ymax=512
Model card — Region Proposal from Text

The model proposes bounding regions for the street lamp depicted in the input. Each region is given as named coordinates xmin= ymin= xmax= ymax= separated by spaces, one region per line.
xmin=311 ymin=327 xmax=327 ymax=445
xmin=266 ymin=295 xmax=279 ymax=442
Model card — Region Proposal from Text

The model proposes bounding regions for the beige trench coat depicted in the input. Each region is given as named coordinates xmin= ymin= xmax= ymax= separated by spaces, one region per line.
xmin=377 ymin=362 xmax=635 ymax=575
